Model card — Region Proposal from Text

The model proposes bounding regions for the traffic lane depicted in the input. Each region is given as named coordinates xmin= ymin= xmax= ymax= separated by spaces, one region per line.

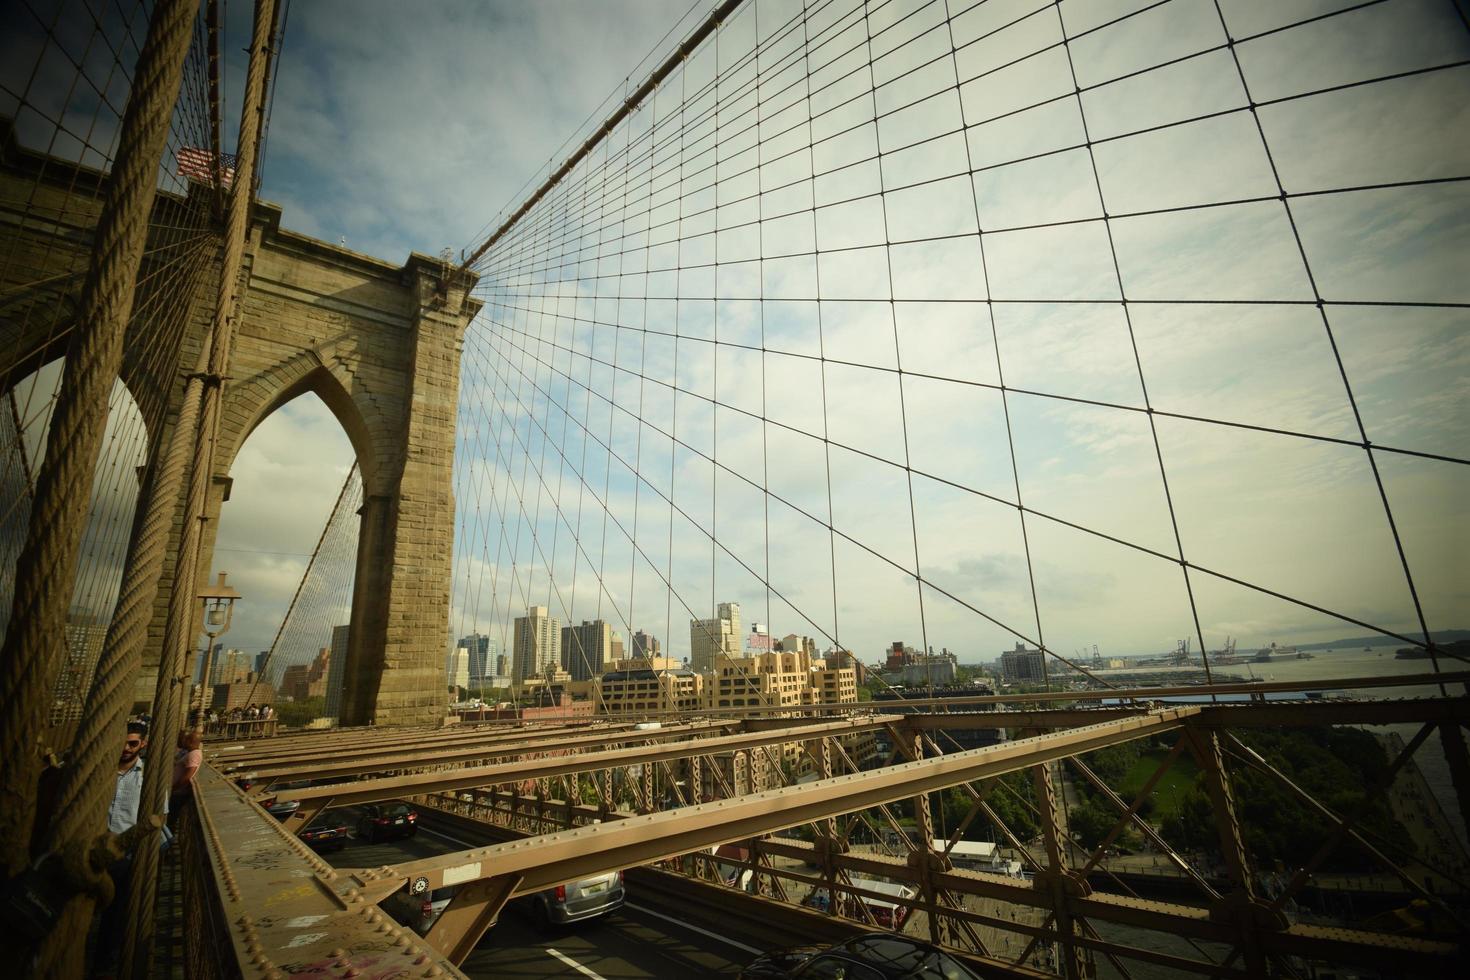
xmin=462 ymin=903 xmax=748 ymax=979
xmin=321 ymin=814 xmax=754 ymax=976
xmin=318 ymin=806 xmax=459 ymax=867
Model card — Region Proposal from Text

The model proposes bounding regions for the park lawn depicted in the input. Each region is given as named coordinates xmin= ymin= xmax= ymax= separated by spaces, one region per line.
xmin=1119 ymin=748 xmax=1199 ymax=822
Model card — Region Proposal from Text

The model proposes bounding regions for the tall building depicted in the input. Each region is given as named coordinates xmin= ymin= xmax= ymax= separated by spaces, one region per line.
xmin=631 ymin=629 xmax=660 ymax=659
xmin=610 ymin=632 xmax=625 ymax=661
xmin=1000 ymin=642 xmax=1046 ymax=683
xmin=561 ymin=619 xmax=612 ymax=681
xmin=457 ymin=632 xmax=494 ymax=686
xmin=495 ymin=652 xmax=509 ymax=676
xmin=447 ymin=645 xmax=471 ymax=692
xmin=825 ymin=647 xmax=867 ymax=683
xmin=690 ymin=601 xmax=740 ymax=673
xmin=779 ymin=634 xmax=818 ymax=657
xmin=51 ymin=622 xmax=109 ymax=726
xmin=280 ymin=646 xmax=332 ymax=701
xmin=514 ymin=605 xmax=560 ymax=680
xmin=254 ymin=650 xmax=270 ymax=675
xmin=324 ymin=624 xmax=350 ymax=720
xmin=211 ymin=648 xmax=253 ymax=687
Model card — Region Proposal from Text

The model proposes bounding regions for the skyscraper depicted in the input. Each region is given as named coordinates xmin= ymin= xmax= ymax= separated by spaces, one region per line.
xmin=456 ymin=632 xmax=494 ymax=686
xmin=446 ymin=645 xmax=471 ymax=692
xmin=689 ymin=601 xmax=740 ymax=673
xmin=513 ymin=606 xmax=560 ymax=680
xmin=324 ymin=624 xmax=350 ymax=720
xmin=210 ymin=649 xmax=253 ymax=686
xmin=632 ymin=629 xmax=660 ymax=660
xmin=561 ymin=619 xmax=612 ymax=681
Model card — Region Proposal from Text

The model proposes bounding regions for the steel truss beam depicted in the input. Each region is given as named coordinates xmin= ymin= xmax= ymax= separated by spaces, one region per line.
xmin=343 ymin=710 xmax=1192 ymax=898
xmin=271 ymin=714 xmax=903 ymax=809
xmin=230 ymin=718 xmax=741 ymax=786
xmin=212 ymin=717 xmax=701 ymax=771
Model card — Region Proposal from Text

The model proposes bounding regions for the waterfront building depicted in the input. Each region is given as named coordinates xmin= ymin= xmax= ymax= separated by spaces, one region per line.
xmin=1000 ymin=642 xmax=1046 ymax=683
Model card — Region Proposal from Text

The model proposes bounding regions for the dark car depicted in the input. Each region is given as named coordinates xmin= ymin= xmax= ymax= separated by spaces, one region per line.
xmin=357 ymin=802 xmax=418 ymax=842
xmin=740 ymin=934 xmax=986 ymax=980
xmin=300 ymin=813 xmax=350 ymax=852
xmin=263 ymin=798 xmax=300 ymax=821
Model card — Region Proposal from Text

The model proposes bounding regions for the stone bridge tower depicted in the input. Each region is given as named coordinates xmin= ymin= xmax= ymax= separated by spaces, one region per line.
xmin=187 ymin=204 xmax=480 ymax=725
xmin=1 ymin=126 xmax=477 ymax=725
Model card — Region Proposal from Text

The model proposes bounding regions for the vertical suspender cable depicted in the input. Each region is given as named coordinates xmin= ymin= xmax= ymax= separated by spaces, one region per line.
xmin=245 ymin=461 xmax=359 ymax=708
xmin=118 ymin=2 xmax=279 ymax=974
xmin=0 ymin=0 xmax=201 ymax=878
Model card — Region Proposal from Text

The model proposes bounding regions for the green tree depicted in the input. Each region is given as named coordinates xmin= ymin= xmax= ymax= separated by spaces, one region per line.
xmin=275 ymin=696 xmax=326 ymax=727
xmin=1159 ymin=726 xmax=1414 ymax=872
xmin=1069 ymin=798 xmax=1117 ymax=850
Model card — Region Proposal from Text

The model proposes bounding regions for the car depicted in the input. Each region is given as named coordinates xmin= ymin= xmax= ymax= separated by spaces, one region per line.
xmin=740 ymin=933 xmax=987 ymax=979
xmin=384 ymin=886 xmax=458 ymax=936
xmin=299 ymin=813 xmax=350 ymax=852
xmin=263 ymin=798 xmax=300 ymax=821
xmin=525 ymin=869 xmax=625 ymax=929
xmin=385 ymin=871 xmax=626 ymax=936
xmin=357 ymin=802 xmax=418 ymax=842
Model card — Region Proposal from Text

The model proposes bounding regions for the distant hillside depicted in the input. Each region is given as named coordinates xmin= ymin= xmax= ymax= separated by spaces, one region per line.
xmin=1294 ymin=630 xmax=1469 ymax=651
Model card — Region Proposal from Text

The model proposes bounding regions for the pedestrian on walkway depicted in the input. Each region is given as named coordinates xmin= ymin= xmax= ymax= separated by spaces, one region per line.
xmin=97 ymin=722 xmax=162 ymax=976
xmin=170 ymin=729 xmax=202 ymax=821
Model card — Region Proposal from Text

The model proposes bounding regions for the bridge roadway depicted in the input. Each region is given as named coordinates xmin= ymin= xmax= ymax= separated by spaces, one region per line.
xmin=189 ymin=692 xmax=1467 ymax=977
xmin=325 ymin=808 xmax=754 ymax=977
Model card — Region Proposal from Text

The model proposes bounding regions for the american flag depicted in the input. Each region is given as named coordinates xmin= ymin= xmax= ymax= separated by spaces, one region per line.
xmin=176 ymin=147 xmax=236 ymax=188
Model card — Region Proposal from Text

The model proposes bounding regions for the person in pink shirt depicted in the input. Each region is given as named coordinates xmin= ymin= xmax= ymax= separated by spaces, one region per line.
xmin=170 ymin=729 xmax=203 ymax=822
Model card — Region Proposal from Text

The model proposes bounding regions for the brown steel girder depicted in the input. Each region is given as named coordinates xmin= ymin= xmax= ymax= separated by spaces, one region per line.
xmin=271 ymin=714 xmax=902 ymax=811
xmin=342 ymin=710 xmax=1194 ymax=900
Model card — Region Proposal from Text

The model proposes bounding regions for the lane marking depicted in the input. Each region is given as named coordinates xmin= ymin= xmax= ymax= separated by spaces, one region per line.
xmin=417 ymin=825 xmax=478 ymax=848
xmin=547 ymin=947 xmax=608 ymax=978
xmin=625 ymin=901 xmax=761 ymax=955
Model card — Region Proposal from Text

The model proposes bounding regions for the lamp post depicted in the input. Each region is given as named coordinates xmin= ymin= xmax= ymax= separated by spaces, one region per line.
xmin=194 ymin=571 xmax=241 ymax=723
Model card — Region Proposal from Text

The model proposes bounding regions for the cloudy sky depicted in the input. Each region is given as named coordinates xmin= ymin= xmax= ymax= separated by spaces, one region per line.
xmin=210 ymin=0 xmax=704 ymax=659
xmin=136 ymin=0 xmax=1470 ymax=668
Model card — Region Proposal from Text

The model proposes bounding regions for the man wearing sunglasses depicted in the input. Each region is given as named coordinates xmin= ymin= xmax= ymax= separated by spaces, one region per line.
xmin=98 ymin=720 xmax=163 ymax=977
xmin=108 ymin=721 xmax=150 ymax=835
